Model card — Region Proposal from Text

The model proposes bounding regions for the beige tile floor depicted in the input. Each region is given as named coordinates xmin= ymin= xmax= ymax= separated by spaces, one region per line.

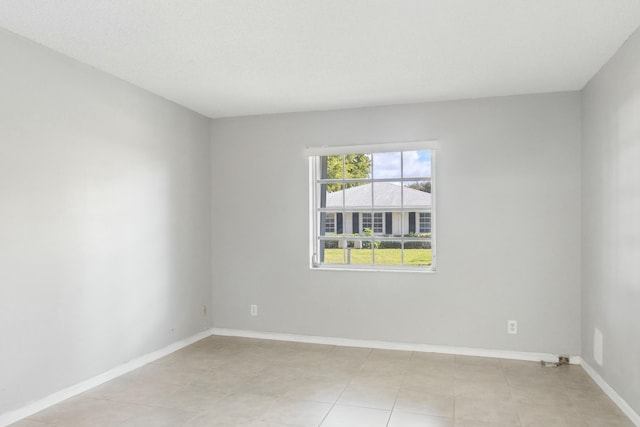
xmin=11 ymin=336 xmax=634 ymax=427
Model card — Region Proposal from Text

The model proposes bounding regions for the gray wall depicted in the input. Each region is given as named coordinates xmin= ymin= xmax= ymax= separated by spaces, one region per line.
xmin=0 ymin=29 xmax=212 ymax=414
xmin=582 ymin=27 xmax=640 ymax=414
xmin=211 ymin=92 xmax=582 ymax=355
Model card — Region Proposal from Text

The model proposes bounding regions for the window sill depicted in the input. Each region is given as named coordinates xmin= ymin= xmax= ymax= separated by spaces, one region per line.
xmin=310 ymin=265 xmax=436 ymax=274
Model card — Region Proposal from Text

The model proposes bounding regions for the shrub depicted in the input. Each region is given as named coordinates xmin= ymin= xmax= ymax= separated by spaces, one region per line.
xmin=322 ymin=231 xmax=431 ymax=250
xmin=377 ymin=233 xmax=432 ymax=249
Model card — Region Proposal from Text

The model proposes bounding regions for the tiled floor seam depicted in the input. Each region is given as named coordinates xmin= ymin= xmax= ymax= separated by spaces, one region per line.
xmin=316 ymin=344 xmax=350 ymax=427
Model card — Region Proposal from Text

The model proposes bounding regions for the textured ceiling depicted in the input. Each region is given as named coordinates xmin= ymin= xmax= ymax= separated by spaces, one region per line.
xmin=1 ymin=1 xmax=639 ymax=118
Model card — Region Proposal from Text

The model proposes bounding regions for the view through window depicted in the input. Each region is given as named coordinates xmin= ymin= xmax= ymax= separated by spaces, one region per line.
xmin=311 ymin=148 xmax=434 ymax=271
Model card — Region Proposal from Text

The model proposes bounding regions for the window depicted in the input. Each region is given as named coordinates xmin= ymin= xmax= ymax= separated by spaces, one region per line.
xmin=325 ymin=213 xmax=336 ymax=233
xmin=373 ymin=212 xmax=383 ymax=233
xmin=362 ymin=212 xmax=372 ymax=230
xmin=362 ymin=212 xmax=383 ymax=233
xmin=419 ymin=212 xmax=431 ymax=233
xmin=309 ymin=141 xmax=436 ymax=271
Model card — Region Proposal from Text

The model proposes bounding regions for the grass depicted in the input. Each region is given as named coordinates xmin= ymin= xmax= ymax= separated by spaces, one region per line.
xmin=324 ymin=248 xmax=432 ymax=266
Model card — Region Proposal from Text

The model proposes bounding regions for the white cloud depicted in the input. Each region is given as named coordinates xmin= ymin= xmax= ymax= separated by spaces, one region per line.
xmin=372 ymin=150 xmax=431 ymax=179
xmin=372 ymin=152 xmax=401 ymax=179
xmin=403 ymin=150 xmax=431 ymax=178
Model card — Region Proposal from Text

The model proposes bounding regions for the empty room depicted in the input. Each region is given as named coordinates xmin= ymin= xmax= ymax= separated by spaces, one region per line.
xmin=1 ymin=1 xmax=639 ymax=426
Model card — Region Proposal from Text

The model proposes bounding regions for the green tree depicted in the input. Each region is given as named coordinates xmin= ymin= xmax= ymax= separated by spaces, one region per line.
xmin=406 ymin=181 xmax=431 ymax=193
xmin=326 ymin=154 xmax=371 ymax=192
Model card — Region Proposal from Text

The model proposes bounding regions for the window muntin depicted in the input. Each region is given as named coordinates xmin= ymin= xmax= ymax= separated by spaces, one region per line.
xmin=311 ymin=147 xmax=435 ymax=271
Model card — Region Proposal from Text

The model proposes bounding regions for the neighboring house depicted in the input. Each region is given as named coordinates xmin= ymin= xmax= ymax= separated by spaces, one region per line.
xmin=323 ymin=182 xmax=431 ymax=235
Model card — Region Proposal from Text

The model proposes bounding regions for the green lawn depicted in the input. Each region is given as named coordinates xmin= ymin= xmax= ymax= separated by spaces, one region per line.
xmin=324 ymin=248 xmax=432 ymax=266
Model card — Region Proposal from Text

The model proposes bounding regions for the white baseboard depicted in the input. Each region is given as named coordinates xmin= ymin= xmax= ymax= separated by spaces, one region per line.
xmin=581 ymin=360 xmax=640 ymax=426
xmin=211 ymin=328 xmax=579 ymax=364
xmin=8 ymin=328 xmax=617 ymax=427
xmin=0 ymin=328 xmax=213 ymax=427
xmin=216 ymin=328 xmax=639 ymax=424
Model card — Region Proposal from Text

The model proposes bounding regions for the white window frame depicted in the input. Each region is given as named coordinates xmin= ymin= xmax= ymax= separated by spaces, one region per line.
xmin=308 ymin=141 xmax=437 ymax=273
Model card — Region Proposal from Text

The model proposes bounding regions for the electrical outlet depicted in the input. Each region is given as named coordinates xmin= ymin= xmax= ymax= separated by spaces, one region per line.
xmin=507 ymin=320 xmax=517 ymax=334
xmin=250 ymin=304 xmax=258 ymax=317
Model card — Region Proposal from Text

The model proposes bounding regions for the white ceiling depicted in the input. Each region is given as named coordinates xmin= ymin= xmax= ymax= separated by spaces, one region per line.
xmin=1 ymin=1 xmax=639 ymax=118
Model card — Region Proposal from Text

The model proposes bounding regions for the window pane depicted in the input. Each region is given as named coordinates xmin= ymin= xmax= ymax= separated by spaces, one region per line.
xmin=373 ymin=241 xmax=403 ymax=265
xmin=324 ymin=241 xmax=375 ymax=265
xmin=326 ymin=155 xmax=344 ymax=179
xmin=321 ymin=239 xmax=344 ymax=265
xmin=341 ymin=182 xmax=369 ymax=212
xmin=402 ymin=150 xmax=431 ymax=178
xmin=344 ymin=153 xmax=372 ymax=181
xmin=351 ymin=243 xmax=374 ymax=265
xmin=373 ymin=181 xmax=402 ymax=209
xmin=403 ymin=181 xmax=431 ymax=211
xmin=325 ymin=154 xmax=372 ymax=181
xmin=324 ymin=183 xmax=343 ymax=209
xmin=373 ymin=151 xmax=401 ymax=179
xmin=403 ymin=239 xmax=432 ymax=266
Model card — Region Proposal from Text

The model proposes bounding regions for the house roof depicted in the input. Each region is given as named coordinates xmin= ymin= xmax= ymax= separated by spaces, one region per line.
xmin=326 ymin=183 xmax=431 ymax=209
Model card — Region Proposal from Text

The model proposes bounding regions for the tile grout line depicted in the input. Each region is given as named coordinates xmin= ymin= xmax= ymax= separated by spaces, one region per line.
xmin=315 ymin=345 xmax=352 ymax=427
xmin=384 ymin=351 xmax=409 ymax=427
xmin=500 ymin=358 xmax=523 ymax=427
